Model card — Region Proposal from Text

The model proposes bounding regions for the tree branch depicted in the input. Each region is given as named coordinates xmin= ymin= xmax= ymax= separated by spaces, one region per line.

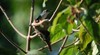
xmin=0 ymin=29 xmax=26 ymax=54
xmin=49 ymin=0 xmax=63 ymax=21
xmin=38 ymin=37 xmax=65 ymax=51
xmin=64 ymin=38 xmax=79 ymax=48
xmin=57 ymin=25 xmax=80 ymax=54
xmin=79 ymin=19 xmax=92 ymax=36
xmin=0 ymin=5 xmax=26 ymax=38
xmin=26 ymin=0 xmax=34 ymax=53
xmin=38 ymin=25 xmax=80 ymax=51
xmin=58 ymin=35 xmax=68 ymax=55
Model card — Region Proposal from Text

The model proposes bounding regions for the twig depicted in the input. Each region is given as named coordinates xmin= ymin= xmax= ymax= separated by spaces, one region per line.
xmin=38 ymin=37 xmax=65 ymax=51
xmin=49 ymin=0 xmax=63 ymax=21
xmin=79 ymin=19 xmax=92 ymax=36
xmin=30 ymin=33 xmax=38 ymax=38
xmin=57 ymin=36 xmax=79 ymax=55
xmin=64 ymin=38 xmax=79 ymax=48
xmin=0 ymin=29 xmax=26 ymax=54
xmin=0 ymin=5 xmax=26 ymax=38
xmin=38 ymin=25 xmax=80 ymax=51
xmin=58 ymin=35 xmax=68 ymax=55
xmin=56 ymin=25 xmax=80 ymax=54
xmin=26 ymin=0 xmax=34 ymax=53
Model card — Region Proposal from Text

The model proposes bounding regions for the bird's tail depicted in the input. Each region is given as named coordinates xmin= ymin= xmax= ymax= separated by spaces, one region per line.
xmin=46 ymin=41 xmax=52 ymax=51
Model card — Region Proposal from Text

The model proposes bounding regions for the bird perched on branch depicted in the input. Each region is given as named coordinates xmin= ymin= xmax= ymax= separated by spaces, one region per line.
xmin=32 ymin=10 xmax=52 ymax=51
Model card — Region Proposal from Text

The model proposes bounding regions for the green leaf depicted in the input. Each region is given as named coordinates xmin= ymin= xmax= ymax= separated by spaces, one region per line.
xmin=60 ymin=45 xmax=78 ymax=55
xmin=84 ymin=16 xmax=100 ymax=43
xmin=79 ymin=25 xmax=85 ymax=43
xmin=74 ymin=0 xmax=83 ymax=7
xmin=50 ymin=6 xmax=77 ymax=42
xmin=66 ymin=23 xmax=74 ymax=34
xmin=51 ymin=29 xmax=66 ymax=43
xmin=27 ymin=50 xmax=46 ymax=55
xmin=50 ymin=24 xmax=66 ymax=42
xmin=50 ymin=12 xmax=62 ymax=34
xmin=86 ymin=3 xmax=100 ymax=43
xmin=76 ymin=51 xmax=83 ymax=55
xmin=67 ymin=0 xmax=76 ymax=5
xmin=50 ymin=6 xmax=74 ymax=34
xmin=52 ymin=6 xmax=71 ymax=25
xmin=79 ymin=25 xmax=92 ymax=51
xmin=62 ymin=6 xmax=72 ymax=14
xmin=67 ymin=0 xmax=82 ymax=7
xmin=50 ymin=6 xmax=75 ymax=42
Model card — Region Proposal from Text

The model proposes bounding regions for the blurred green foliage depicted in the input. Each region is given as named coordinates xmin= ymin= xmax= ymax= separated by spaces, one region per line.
xmin=0 ymin=0 xmax=100 ymax=55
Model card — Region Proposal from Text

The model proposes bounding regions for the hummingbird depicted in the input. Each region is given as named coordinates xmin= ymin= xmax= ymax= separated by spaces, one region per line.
xmin=32 ymin=9 xmax=52 ymax=51
xmin=35 ymin=9 xmax=49 ymax=23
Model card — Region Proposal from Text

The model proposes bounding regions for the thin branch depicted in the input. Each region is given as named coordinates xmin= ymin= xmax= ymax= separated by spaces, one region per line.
xmin=0 ymin=29 xmax=26 ymax=54
xmin=38 ymin=25 xmax=80 ymax=51
xmin=26 ymin=0 xmax=34 ymax=52
xmin=58 ymin=35 xmax=68 ymax=55
xmin=64 ymin=38 xmax=79 ymax=48
xmin=30 ymin=33 xmax=38 ymax=38
xmin=49 ymin=0 xmax=63 ymax=21
xmin=57 ymin=25 xmax=80 ymax=54
xmin=57 ymin=35 xmax=79 ymax=55
xmin=0 ymin=5 xmax=26 ymax=38
xmin=72 ymin=29 xmax=79 ymax=32
xmin=38 ymin=37 xmax=65 ymax=51
xmin=79 ymin=19 xmax=92 ymax=36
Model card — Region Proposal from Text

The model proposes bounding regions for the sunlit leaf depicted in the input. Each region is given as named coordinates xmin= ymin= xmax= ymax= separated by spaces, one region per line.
xmin=67 ymin=23 xmax=74 ymax=34
xmin=52 ymin=6 xmax=71 ymax=25
xmin=50 ymin=12 xmax=62 ymax=34
xmin=79 ymin=25 xmax=92 ymax=51
xmin=60 ymin=45 xmax=78 ymax=55
xmin=79 ymin=25 xmax=85 ymax=43
xmin=50 ymin=6 xmax=78 ymax=43
xmin=50 ymin=24 xmax=66 ymax=42
xmin=62 ymin=6 xmax=71 ymax=14
xmin=50 ymin=6 xmax=74 ymax=34
xmin=50 ymin=6 xmax=75 ymax=42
